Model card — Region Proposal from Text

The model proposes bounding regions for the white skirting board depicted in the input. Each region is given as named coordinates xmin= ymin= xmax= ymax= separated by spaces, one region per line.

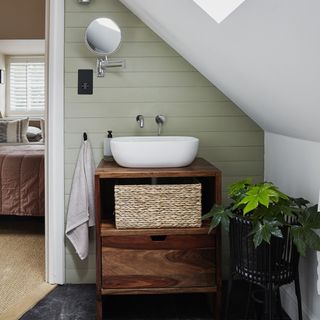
xmin=280 ymin=286 xmax=314 ymax=320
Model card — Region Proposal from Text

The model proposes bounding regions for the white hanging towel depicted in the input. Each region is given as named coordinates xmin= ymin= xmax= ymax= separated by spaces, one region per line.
xmin=66 ymin=140 xmax=96 ymax=260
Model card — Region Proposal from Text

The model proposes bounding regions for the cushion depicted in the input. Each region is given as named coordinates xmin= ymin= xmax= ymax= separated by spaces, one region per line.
xmin=0 ymin=118 xmax=29 ymax=143
xmin=27 ymin=126 xmax=42 ymax=142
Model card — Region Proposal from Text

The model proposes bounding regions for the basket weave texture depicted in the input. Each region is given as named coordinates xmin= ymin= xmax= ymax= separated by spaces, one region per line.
xmin=115 ymin=183 xmax=202 ymax=229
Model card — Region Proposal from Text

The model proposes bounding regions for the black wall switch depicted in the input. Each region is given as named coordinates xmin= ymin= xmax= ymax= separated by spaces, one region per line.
xmin=78 ymin=69 xmax=93 ymax=94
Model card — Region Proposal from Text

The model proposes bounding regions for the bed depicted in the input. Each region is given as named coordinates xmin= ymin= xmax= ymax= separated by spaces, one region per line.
xmin=0 ymin=144 xmax=44 ymax=216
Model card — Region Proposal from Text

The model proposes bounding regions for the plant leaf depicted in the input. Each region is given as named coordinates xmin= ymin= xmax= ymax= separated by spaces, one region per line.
xmin=203 ymin=206 xmax=233 ymax=233
xmin=292 ymin=197 xmax=310 ymax=208
xmin=202 ymin=211 xmax=215 ymax=220
xmin=304 ymin=229 xmax=320 ymax=251
xmin=253 ymin=222 xmax=264 ymax=247
xmin=277 ymin=190 xmax=289 ymax=200
xmin=252 ymin=220 xmax=282 ymax=248
xmin=243 ymin=198 xmax=259 ymax=214
xmin=228 ymin=178 xmax=252 ymax=198
xmin=300 ymin=205 xmax=320 ymax=229
xmin=220 ymin=209 xmax=233 ymax=231
xmin=291 ymin=226 xmax=307 ymax=256
xmin=270 ymin=226 xmax=283 ymax=238
xmin=267 ymin=189 xmax=280 ymax=203
xmin=242 ymin=185 xmax=274 ymax=214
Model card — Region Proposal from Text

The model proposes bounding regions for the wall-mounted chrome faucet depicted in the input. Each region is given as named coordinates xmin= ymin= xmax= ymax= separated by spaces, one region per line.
xmin=155 ymin=115 xmax=166 ymax=135
xmin=136 ymin=115 xmax=144 ymax=128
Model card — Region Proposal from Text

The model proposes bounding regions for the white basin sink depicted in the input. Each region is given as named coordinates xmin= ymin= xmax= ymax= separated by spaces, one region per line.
xmin=110 ymin=136 xmax=199 ymax=168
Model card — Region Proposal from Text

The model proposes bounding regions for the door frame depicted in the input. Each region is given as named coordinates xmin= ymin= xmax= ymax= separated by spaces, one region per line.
xmin=46 ymin=0 xmax=65 ymax=284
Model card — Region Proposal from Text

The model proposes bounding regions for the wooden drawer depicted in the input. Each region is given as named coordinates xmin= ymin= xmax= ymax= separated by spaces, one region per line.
xmin=102 ymin=234 xmax=215 ymax=249
xmin=101 ymin=234 xmax=215 ymax=289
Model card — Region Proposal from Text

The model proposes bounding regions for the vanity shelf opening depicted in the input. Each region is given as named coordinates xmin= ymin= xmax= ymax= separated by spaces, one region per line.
xmin=99 ymin=176 xmax=216 ymax=226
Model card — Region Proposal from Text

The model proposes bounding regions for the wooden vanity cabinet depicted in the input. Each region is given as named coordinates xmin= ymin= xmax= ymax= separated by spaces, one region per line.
xmin=95 ymin=158 xmax=222 ymax=320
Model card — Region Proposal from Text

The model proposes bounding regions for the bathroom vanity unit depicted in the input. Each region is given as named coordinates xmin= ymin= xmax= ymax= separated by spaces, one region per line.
xmin=95 ymin=158 xmax=222 ymax=320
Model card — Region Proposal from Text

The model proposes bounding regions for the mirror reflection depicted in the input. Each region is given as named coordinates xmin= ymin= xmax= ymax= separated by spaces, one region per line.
xmin=85 ymin=18 xmax=121 ymax=55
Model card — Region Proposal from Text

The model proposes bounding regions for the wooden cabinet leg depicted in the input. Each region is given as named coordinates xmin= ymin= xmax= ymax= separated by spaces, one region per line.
xmin=96 ymin=297 xmax=102 ymax=320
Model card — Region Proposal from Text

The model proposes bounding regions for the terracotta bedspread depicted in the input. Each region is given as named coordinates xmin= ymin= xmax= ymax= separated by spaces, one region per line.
xmin=0 ymin=144 xmax=44 ymax=216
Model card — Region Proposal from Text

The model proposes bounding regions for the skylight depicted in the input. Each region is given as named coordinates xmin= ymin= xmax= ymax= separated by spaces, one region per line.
xmin=193 ymin=0 xmax=246 ymax=23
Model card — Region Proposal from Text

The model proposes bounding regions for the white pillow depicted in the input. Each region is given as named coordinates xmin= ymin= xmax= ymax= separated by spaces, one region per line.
xmin=0 ymin=118 xmax=29 ymax=143
xmin=27 ymin=126 xmax=42 ymax=142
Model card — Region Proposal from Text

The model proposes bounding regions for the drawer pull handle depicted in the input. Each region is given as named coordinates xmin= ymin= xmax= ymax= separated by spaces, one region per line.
xmin=150 ymin=235 xmax=167 ymax=241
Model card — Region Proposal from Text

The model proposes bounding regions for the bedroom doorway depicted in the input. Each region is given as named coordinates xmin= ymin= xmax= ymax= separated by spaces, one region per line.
xmin=0 ymin=1 xmax=56 ymax=318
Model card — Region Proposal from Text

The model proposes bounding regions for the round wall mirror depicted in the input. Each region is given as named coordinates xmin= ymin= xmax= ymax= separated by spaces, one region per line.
xmin=85 ymin=18 xmax=121 ymax=56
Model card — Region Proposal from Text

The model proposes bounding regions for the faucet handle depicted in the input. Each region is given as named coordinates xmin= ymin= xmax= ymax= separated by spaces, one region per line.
xmin=155 ymin=115 xmax=166 ymax=135
xmin=155 ymin=115 xmax=166 ymax=124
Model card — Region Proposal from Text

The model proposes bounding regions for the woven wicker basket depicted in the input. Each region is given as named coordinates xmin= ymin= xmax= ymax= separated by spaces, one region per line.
xmin=114 ymin=183 xmax=202 ymax=229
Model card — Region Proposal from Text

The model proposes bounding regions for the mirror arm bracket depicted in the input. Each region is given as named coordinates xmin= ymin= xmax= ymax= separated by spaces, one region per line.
xmin=96 ymin=56 xmax=125 ymax=77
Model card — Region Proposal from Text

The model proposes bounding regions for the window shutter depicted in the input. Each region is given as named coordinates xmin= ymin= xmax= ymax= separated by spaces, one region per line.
xmin=9 ymin=58 xmax=45 ymax=115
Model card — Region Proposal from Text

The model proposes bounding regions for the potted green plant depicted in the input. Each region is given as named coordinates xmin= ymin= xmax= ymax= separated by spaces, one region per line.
xmin=203 ymin=178 xmax=320 ymax=256
xmin=205 ymin=179 xmax=320 ymax=320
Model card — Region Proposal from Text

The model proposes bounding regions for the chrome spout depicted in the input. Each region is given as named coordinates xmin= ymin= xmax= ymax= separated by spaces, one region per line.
xmin=155 ymin=115 xmax=166 ymax=135
xmin=136 ymin=115 xmax=144 ymax=128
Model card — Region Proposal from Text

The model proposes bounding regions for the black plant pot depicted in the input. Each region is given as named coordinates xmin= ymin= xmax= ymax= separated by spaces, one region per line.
xmin=226 ymin=215 xmax=302 ymax=320
xmin=229 ymin=215 xmax=299 ymax=287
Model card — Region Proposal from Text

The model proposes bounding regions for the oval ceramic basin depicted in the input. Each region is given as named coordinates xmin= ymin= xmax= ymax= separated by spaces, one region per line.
xmin=110 ymin=136 xmax=199 ymax=168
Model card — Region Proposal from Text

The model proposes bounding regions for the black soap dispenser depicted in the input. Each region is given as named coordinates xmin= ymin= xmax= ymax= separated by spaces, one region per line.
xmin=103 ymin=130 xmax=113 ymax=160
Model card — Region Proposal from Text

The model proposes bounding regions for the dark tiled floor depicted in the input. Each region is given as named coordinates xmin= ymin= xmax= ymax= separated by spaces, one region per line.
xmin=21 ymin=281 xmax=291 ymax=320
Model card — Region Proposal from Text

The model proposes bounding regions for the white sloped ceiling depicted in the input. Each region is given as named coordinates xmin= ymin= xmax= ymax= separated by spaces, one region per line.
xmin=120 ymin=0 xmax=320 ymax=142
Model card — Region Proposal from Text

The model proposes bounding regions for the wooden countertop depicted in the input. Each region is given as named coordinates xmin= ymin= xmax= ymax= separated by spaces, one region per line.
xmin=95 ymin=157 xmax=221 ymax=178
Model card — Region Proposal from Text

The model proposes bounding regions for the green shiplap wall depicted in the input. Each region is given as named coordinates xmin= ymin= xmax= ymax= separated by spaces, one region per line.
xmin=64 ymin=0 xmax=264 ymax=283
